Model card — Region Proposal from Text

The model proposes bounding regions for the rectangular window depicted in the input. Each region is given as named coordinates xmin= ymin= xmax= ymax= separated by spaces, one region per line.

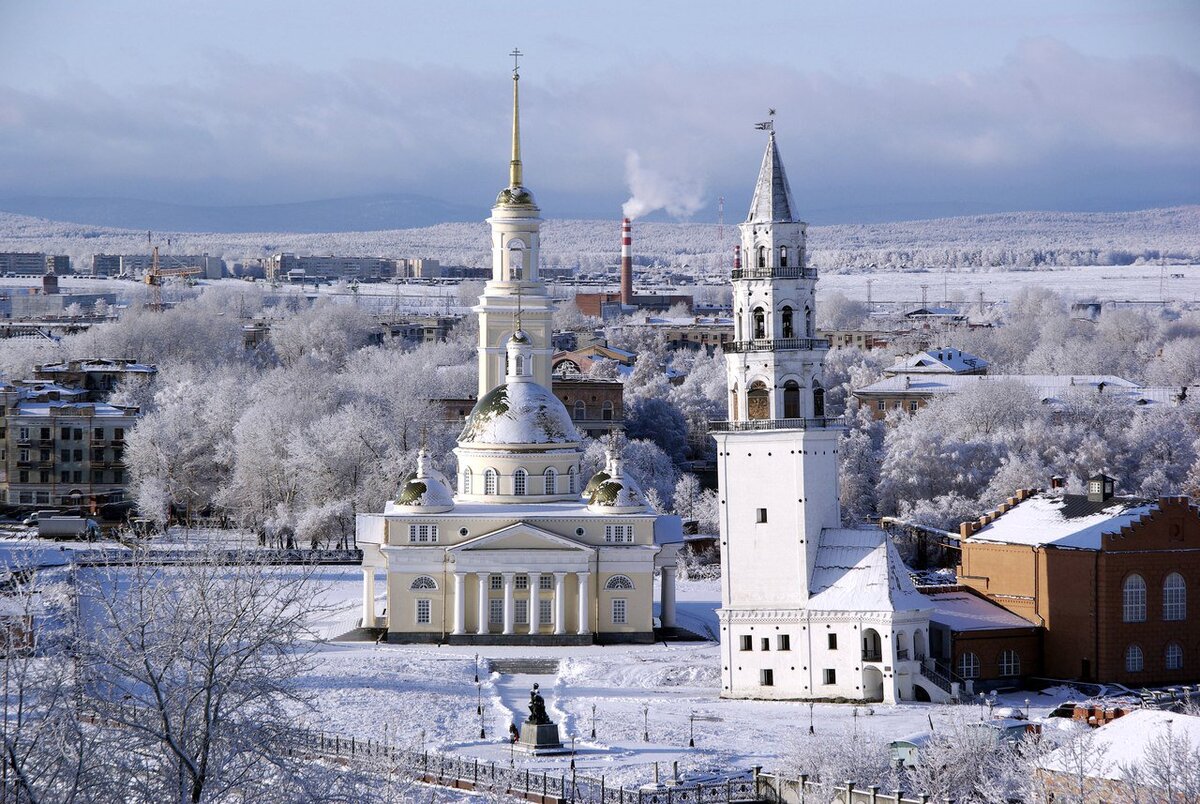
xmin=18 ymin=428 xmax=28 ymax=441
xmin=760 ymin=637 xmax=770 ymax=651
xmin=73 ymin=429 xmax=82 ymax=441
xmin=113 ymin=469 xmax=124 ymax=483
xmin=35 ymin=492 xmax=48 ymax=504
xmin=73 ymin=471 xmax=81 ymax=483
xmin=489 ymin=599 xmax=503 ymax=624
xmin=415 ymin=599 xmax=431 ymax=625
xmin=92 ymin=470 xmax=104 ymax=483
xmin=756 ymin=508 xmax=767 ymax=524
xmin=39 ymin=471 xmax=49 ymax=483
xmin=92 ymin=428 xmax=103 ymax=442
xmin=114 ymin=427 xmax=125 ymax=441
xmin=539 ymin=599 xmax=552 ymax=624
xmin=778 ymin=634 xmax=791 ymax=651
xmin=823 ymin=669 xmax=836 ymax=685
xmin=515 ymin=574 xmax=529 ymax=590
xmin=408 ymin=524 xmax=439 ymax=543
xmin=539 ymin=575 xmax=554 ymax=590
xmin=760 ymin=669 xmax=774 ymax=687
xmin=18 ymin=448 xmax=28 ymax=462
xmin=60 ymin=450 xmax=70 ymax=463
xmin=828 ymin=633 xmax=838 ymax=650
xmin=515 ymin=599 xmax=528 ymax=624
xmin=60 ymin=428 xmax=69 ymax=440
xmin=739 ymin=635 xmax=752 ymax=651
xmin=18 ymin=471 xmax=28 ymax=484
xmin=73 ymin=449 xmax=82 ymax=462
xmin=59 ymin=471 xmax=69 ymax=483
xmin=611 ymin=599 xmax=627 ymax=625
xmin=908 ymin=401 xmax=918 ymax=412
xmin=877 ymin=401 xmax=886 ymax=411
xmin=39 ymin=427 xmax=50 ymax=441
xmin=605 ymin=525 xmax=634 ymax=543
xmin=490 ymin=574 xmax=502 ymax=591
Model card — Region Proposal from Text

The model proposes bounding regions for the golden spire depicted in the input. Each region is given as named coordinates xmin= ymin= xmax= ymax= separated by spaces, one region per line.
xmin=509 ymin=47 xmax=523 ymax=189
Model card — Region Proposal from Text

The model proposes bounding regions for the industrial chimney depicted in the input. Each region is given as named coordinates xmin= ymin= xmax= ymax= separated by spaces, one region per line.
xmin=620 ymin=217 xmax=633 ymax=306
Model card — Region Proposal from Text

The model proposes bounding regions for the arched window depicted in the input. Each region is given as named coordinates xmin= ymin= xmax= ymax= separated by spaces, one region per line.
xmin=1166 ymin=642 xmax=1184 ymax=671
xmin=783 ymin=380 xmax=801 ymax=419
xmin=602 ymin=400 xmax=614 ymax=421
xmin=957 ymin=652 xmax=980 ymax=680
xmin=1123 ymin=574 xmax=1147 ymax=622
xmin=484 ymin=469 xmax=498 ymax=496
xmin=747 ymin=381 xmax=770 ymax=421
xmin=735 ymin=310 xmax=743 ymax=341
xmin=779 ymin=245 xmax=789 ymax=268
xmin=804 ymin=306 xmax=813 ymax=336
xmin=1125 ymin=644 xmax=1144 ymax=673
xmin=1164 ymin=572 xmax=1186 ymax=621
xmin=567 ymin=466 xmax=577 ymax=494
xmin=573 ymin=400 xmax=586 ymax=421
xmin=513 ymin=468 xmax=527 ymax=496
xmin=752 ymin=307 xmax=766 ymax=339
xmin=462 ymin=467 xmax=472 ymax=494
xmin=513 ymin=355 xmax=524 ymax=376
xmin=781 ymin=306 xmax=794 ymax=339
xmin=544 ymin=467 xmax=557 ymax=495
xmin=507 ymin=240 xmax=525 ymax=280
xmin=999 ymin=650 xmax=1021 ymax=677
xmin=730 ymin=385 xmax=739 ymax=421
xmin=605 ymin=575 xmax=634 ymax=590
xmin=757 ymin=245 xmax=766 ymax=269
xmin=812 ymin=380 xmax=825 ymax=419
xmin=410 ymin=576 xmax=438 ymax=590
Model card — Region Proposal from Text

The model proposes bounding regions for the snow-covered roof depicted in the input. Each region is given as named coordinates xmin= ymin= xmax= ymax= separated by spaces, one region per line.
xmin=807 ymin=528 xmax=931 ymax=612
xmin=458 ymin=381 xmax=581 ymax=446
xmin=855 ymin=373 xmax=1140 ymax=401
xmin=926 ymin=590 xmax=1036 ymax=631
xmin=37 ymin=358 xmax=156 ymax=373
xmin=968 ymin=492 xmax=1155 ymax=550
xmin=904 ymin=306 xmax=962 ymax=318
xmin=747 ymin=131 xmax=797 ymax=224
xmin=380 ymin=499 xmax=656 ymax=520
xmin=15 ymin=401 xmax=135 ymax=418
xmin=884 ymin=347 xmax=988 ymax=375
xmin=1037 ymin=710 xmax=1200 ymax=782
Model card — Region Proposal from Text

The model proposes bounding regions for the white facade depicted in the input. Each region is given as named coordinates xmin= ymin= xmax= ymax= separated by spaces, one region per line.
xmin=356 ymin=65 xmax=679 ymax=646
xmin=715 ymin=127 xmax=943 ymax=704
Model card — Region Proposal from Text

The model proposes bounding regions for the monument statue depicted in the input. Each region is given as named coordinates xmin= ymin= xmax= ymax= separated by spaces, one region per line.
xmin=516 ymin=681 xmax=563 ymax=753
xmin=527 ymin=683 xmax=551 ymax=725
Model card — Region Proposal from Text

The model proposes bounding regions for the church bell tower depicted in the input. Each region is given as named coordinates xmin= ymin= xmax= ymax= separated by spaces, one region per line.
xmin=714 ymin=121 xmax=842 ymax=614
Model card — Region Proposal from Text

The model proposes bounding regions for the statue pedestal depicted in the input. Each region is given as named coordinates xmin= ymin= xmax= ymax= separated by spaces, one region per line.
xmin=516 ymin=721 xmax=566 ymax=755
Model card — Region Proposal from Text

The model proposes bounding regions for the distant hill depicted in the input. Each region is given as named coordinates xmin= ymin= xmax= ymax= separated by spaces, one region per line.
xmin=0 ymin=206 xmax=1196 ymax=273
xmin=0 ymin=193 xmax=484 ymax=234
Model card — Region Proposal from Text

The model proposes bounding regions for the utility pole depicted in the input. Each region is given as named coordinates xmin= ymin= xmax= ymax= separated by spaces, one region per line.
xmin=866 ymin=278 xmax=874 ymax=310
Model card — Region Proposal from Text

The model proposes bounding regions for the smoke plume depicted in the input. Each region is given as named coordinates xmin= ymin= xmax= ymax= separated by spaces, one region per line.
xmin=620 ymin=150 xmax=705 ymax=221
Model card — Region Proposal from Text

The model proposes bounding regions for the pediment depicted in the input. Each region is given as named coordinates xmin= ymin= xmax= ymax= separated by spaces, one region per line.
xmin=449 ymin=522 xmax=594 ymax=554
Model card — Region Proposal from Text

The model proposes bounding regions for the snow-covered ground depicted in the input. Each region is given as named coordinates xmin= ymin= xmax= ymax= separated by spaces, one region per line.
xmin=299 ymin=568 xmax=1070 ymax=787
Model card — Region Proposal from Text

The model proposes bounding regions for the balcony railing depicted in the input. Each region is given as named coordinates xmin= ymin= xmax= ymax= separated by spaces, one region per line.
xmin=723 ymin=337 xmax=829 ymax=353
xmin=862 ymin=650 xmax=883 ymax=663
xmin=731 ymin=266 xmax=818 ymax=281
xmin=709 ymin=416 xmax=845 ymax=433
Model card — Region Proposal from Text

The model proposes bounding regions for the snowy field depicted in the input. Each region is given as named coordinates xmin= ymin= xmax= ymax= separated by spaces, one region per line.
xmin=300 ymin=567 xmax=1069 ymax=787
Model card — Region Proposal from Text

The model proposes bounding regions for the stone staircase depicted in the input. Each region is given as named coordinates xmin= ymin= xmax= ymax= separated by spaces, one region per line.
xmin=487 ymin=658 xmax=561 ymax=675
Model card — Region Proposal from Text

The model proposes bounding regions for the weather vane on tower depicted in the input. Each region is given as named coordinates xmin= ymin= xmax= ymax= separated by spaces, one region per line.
xmin=755 ymin=108 xmax=776 ymax=132
xmin=510 ymin=47 xmax=523 ymax=76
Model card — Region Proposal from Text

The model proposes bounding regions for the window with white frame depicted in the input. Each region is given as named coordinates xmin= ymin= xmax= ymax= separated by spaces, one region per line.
xmin=605 ymin=524 xmax=634 ymax=543
xmin=410 ymin=576 xmax=437 ymax=590
xmin=489 ymin=599 xmax=503 ymax=624
xmin=515 ymin=574 xmax=529 ymax=590
xmin=408 ymin=524 xmax=439 ymax=543
xmin=539 ymin=599 xmax=552 ymax=624
xmin=415 ymin=599 xmax=432 ymax=625
xmin=611 ymin=598 xmax=627 ymax=625
xmin=957 ymin=652 xmax=981 ymax=680
xmin=515 ymin=599 xmax=528 ymax=624
xmin=544 ymin=467 xmax=557 ymax=495
xmin=1125 ymin=644 xmax=1144 ymax=673
xmin=1164 ymin=572 xmax=1186 ymax=621
xmin=999 ymin=650 xmax=1021 ymax=677
xmin=484 ymin=469 xmax=498 ymax=495
xmin=568 ymin=467 xmax=577 ymax=494
xmin=490 ymin=574 xmax=503 ymax=591
xmin=539 ymin=575 xmax=553 ymax=590
xmin=605 ymin=575 xmax=634 ymax=590
xmin=462 ymin=467 xmax=472 ymax=494
xmin=1166 ymin=642 xmax=1184 ymax=671
xmin=1123 ymin=574 xmax=1147 ymax=622
xmin=513 ymin=468 xmax=527 ymax=495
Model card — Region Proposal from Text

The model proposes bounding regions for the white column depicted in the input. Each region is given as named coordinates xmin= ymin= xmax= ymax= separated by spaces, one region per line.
xmin=553 ymin=572 xmax=567 ymax=635
xmin=476 ymin=573 xmax=489 ymax=636
xmin=576 ymin=571 xmax=591 ymax=635
xmin=361 ymin=568 xmax=376 ymax=628
xmin=502 ymin=572 xmax=515 ymax=635
xmin=660 ymin=566 xmax=677 ymax=629
xmin=452 ymin=572 xmax=466 ymax=636
xmin=528 ymin=571 xmax=541 ymax=635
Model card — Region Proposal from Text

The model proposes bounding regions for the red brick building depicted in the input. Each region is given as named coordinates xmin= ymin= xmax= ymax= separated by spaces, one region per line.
xmin=954 ymin=477 xmax=1200 ymax=687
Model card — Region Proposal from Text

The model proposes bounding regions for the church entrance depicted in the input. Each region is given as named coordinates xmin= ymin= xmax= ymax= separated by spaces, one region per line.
xmin=863 ymin=667 xmax=885 ymax=702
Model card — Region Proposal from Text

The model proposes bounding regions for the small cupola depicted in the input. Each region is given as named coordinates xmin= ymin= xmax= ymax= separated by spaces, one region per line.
xmin=506 ymin=329 xmax=534 ymax=383
xmin=390 ymin=448 xmax=454 ymax=513
xmin=1087 ymin=473 xmax=1116 ymax=502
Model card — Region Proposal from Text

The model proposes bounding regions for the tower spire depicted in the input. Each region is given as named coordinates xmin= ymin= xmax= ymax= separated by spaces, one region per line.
xmin=509 ymin=47 xmax=523 ymax=189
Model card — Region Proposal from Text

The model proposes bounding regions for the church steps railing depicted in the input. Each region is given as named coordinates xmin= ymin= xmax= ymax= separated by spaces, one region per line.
xmin=722 ymin=337 xmax=829 ymax=353
xmin=731 ymin=267 xmax=818 ymax=281
xmin=708 ymin=417 xmax=844 ymax=433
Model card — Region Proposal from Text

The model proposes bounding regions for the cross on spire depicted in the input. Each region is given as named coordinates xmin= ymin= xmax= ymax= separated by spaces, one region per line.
xmin=510 ymin=47 xmax=523 ymax=75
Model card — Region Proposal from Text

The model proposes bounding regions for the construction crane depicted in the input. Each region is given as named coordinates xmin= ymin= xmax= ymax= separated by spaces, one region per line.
xmin=144 ymin=243 xmax=201 ymax=310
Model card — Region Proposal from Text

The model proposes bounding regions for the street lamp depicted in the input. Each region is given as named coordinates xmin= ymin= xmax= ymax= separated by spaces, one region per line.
xmin=477 ymin=680 xmax=483 ymax=715
xmin=590 ymin=703 xmax=597 ymax=740
xmin=479 ymin=700 xmax=486 ymax=739
xmin=1024 ymin=698 xmax=1031 ymax=719
xmin=474 ymin=653 xmax=479 ymax=683
xmin=688 ymin=712 xmax=695 ymax=748
xmin=808 ymin=702 xmax=815 ymax=735
xmin=570 ymin=736 xmax=576 ymax=770
xmin=642 ymin=702 xmax=650 ymax=742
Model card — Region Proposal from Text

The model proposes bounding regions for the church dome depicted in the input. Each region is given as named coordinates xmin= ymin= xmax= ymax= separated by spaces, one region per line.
xmin=459 ymin=381 xmax=581 ymax=446
xmin=387 ymin=449 xmax=454 ymax=513
xmin=586 ymin=450 xmax=648 ymax=514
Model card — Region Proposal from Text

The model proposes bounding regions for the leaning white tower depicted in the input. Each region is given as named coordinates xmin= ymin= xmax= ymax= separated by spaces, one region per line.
xmin=475 ymin=57 xmax=555 ymax=397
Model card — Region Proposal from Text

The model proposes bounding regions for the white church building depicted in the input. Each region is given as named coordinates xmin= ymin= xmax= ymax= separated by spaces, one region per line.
xmin=356 ymin=64 xmax=680 ymax=645
xmin=714 ymin=124 xmax=948 ymax=704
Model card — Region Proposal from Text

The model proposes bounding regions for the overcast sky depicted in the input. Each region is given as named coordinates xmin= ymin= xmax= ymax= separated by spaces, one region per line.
xmin=1 ymin=0 xmax=1198 ymax=223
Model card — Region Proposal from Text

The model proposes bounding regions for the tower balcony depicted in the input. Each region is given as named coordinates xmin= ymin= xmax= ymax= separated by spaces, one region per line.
xmin=731 ymin=266 xmax=818 ymax=281
xmin=723 ymin=337 xmax=829 ymax=354
xmin=708 ymin=416 xmax=845 ymax=433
